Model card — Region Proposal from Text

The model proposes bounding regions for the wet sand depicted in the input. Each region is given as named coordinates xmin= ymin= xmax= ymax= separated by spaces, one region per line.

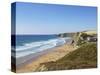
xmin=16 ymin=44 xmax=76 ymax=73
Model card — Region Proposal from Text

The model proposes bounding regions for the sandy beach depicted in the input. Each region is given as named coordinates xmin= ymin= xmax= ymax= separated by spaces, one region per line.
xmin=16 ymin=43 xmax=76 ymax=73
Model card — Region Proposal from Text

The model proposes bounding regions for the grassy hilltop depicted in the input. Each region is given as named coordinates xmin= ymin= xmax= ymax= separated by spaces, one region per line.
xmin=73 ymin=30 xmax=97 ymax=46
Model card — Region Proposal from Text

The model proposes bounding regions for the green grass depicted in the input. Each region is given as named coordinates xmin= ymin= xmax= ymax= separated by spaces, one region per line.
xmin=39 ymin=42 xmax=97 ymax=71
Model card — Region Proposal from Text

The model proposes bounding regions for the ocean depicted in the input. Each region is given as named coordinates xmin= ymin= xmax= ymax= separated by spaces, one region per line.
xmin=12 ymin=35 xmax=71 ymax=58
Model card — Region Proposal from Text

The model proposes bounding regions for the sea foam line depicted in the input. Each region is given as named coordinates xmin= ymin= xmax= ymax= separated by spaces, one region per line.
xmin=12 ymin=37 xmax=70 ymax=58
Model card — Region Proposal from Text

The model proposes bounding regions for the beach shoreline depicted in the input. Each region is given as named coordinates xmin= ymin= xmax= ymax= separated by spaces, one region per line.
xmin=15 ymin=43 xmax=76 ymax=73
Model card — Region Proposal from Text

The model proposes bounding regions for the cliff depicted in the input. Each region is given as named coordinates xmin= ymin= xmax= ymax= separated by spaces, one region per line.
xmin=57 ymin=32 xmax=75 ymax=37
xmin=36 ymin=42 xmax=97 ymax=71
xmin=35 ymin=30 xmax=97 ymax=71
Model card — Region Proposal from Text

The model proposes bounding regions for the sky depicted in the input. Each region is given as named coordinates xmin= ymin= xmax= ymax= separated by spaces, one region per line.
xmin=14 ymin=2 xmax=97 ymax=35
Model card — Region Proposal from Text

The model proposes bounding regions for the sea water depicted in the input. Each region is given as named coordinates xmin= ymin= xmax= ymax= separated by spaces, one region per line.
xmin=12 ymin=35 xmax=71 ymax=58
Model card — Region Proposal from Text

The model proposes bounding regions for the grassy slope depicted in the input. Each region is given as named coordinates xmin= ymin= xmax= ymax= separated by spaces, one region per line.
xmin=84 ymin=30 xmax=97 ymax=35
xmin=39 ymin=42 xmax=97 ymax=71
xmin=73 ymin=30 xmax=97 ymax=46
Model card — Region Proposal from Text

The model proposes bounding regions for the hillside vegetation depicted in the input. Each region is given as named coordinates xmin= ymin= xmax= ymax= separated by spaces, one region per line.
xmin=73 ymin=30 xmax=97 ymax=46
xmin=37 ymin=42 xmax=97 ymax=71
xmin=84 ymin=30 xmax=97 ymax=35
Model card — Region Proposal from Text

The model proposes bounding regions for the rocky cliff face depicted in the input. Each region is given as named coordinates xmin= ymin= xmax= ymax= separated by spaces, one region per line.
xmin=57 ymin=33 xmax=75 ymax=38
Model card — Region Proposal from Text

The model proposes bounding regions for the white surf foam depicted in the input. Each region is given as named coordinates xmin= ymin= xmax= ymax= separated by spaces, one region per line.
xmin=12 ymin=37 xmax=71 ymax=58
